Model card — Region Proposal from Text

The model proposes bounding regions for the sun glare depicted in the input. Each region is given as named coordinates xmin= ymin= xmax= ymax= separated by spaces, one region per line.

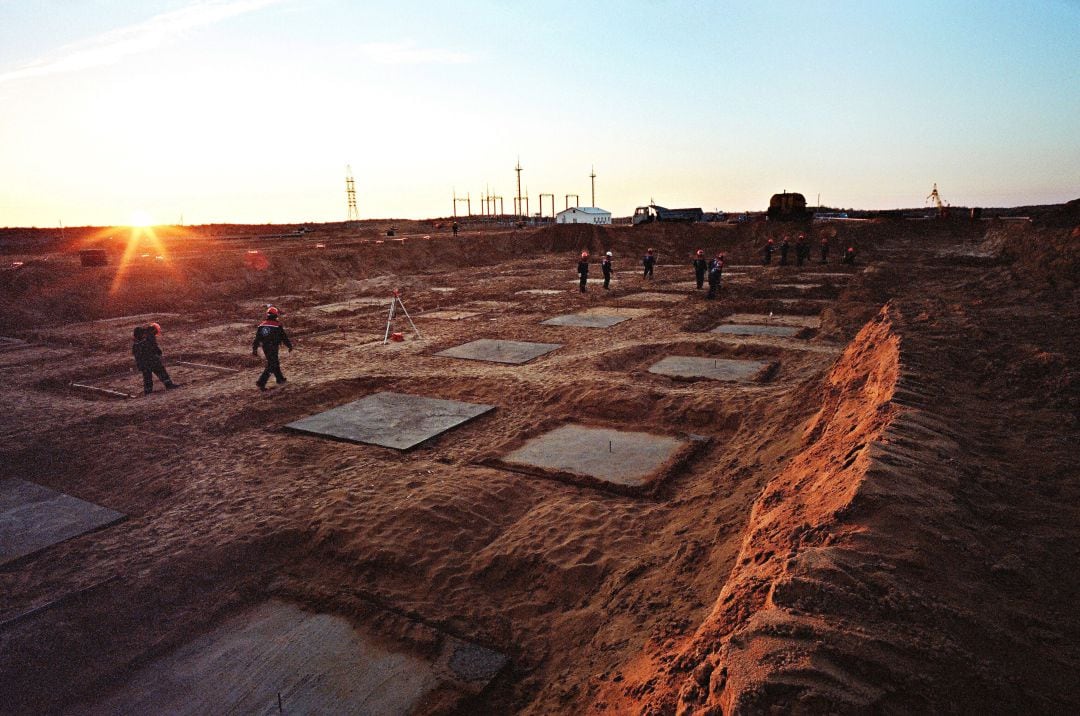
xmin=129 ymin=210 xmax=154 ymax=228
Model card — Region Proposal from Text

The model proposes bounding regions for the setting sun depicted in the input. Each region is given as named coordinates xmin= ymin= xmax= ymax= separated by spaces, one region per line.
xmin=129 ymin=210 xmax=154 ymax=227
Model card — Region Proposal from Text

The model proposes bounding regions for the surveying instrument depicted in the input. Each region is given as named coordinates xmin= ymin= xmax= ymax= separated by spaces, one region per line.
xmin=383 ymin=289 xmax=421 ymax=344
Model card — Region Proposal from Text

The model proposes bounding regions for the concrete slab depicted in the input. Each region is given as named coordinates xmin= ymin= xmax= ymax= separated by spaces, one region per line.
xmin=465 ymin=301 xmax=517 ymax=311
xmin=312 ymin=297 xmax=389 ymax=314
xmin=430 ymin=287 xmax=457 ymax=293
xmin=79 ymin=600 xmax=507 ymax=716
xmin=421 ymin=311 xmax=481 ymax=321
xmin=499 ymin=424 xmax=686 ymax=491
xmin=581 ymin=307 xmax=652 ymax=318
xmin=618 ymin=292 xmax=684 ymax=303
xmin=516 ymin=289 xmax=565 ymax=295
xmin=567 ymin=278 xmax=620 ymax=286
xmin=772 ymin=283 xmax=823 ymax=290
xmin=711 ymin=323 xmax=802 ymax=337
xmin=0 ymin=479 xmax=125 ymax=566
xmin=285 ymin=392 xmax=494 ymax=450
xmin=541 ymin=313 xmax=630 ymax=328
xmin=435 ymin=339 xmax=562 ymax=365
xmin=648 ymin=356 xmax=771 ymax=382
xmin=726 ymin=313 xmax=821 ymax=328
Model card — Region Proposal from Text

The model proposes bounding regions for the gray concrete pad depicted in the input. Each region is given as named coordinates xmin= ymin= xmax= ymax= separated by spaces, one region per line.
xmin=421 ymin=311 xmax=481 ymax=321
xmin=435 ymin=339 xmax=562 ymax=365
xmin=312 ymin=297 xmax=390 ymax=314
xmin=648 ymin=356 xmax=771 ymax=382
xmin=516 ymin=289 xmax=564 ymax=295
xmin=711 ymin=323 xmax=802 ymax=337
xmin=772 ymin=283 xmax=823 ymax=290
xmin=541 ymin=313 xmax=630 ymax=328
xmin=430 ymin=287 xmax=457 ymax=292
xmin=567 ymin=278 xmax=620 ymax=286
xmin=619 ymin=292 xmax=685 ymax=303
xmin=727 ymin=313 xmax=821 ymax=328
xmin=0 ymin=479 xmax=125 ymax=566
xmin=80 ymin=600 xmax=507 ymax=715
xmin=285 ymin=392 xmax=494 ymax=450
xmin=501 ymin=424 xmax=685 ymax=489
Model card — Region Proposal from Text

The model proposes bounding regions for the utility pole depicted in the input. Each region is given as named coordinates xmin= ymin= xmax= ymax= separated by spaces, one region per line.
xmin=514 ymin=158 xmax=523 ymax=221
xmin=589 ymin=165 xmax=596 ymax=207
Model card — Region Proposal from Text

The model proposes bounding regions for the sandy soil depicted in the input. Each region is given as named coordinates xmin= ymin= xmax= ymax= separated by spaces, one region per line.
xmin=1 ymin=209 xmax=1077 ymax=713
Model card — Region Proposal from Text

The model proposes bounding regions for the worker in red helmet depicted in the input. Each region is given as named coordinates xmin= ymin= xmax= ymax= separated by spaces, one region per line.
xmin=132 ymin=323 xmax=176 ymax=395
xmin=763 ymin=238 xmax=774 ymax=265
xmin=820 ymin=235 xmax=829 ymax=264
xmin=578 ymin=251 xmax=589 ymax=293
xmin=779 ymin=235 xmax=790 ymax=266
xmin=692 ymin=249 xmax=708 ymax=289
xmin=707 ymin=252 xmax=725 ymax=299
xmin=795 ymin=232 xmax=808 ymax=267
xmin=252 ymin=306 xmax=293 ymax=390
xmin=841 ymin=245 xmax=857 ymax=265
xmin=642 ymin=248 xmax=656 ymax=279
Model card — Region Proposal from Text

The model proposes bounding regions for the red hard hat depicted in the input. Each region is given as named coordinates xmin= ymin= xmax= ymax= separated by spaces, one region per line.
xmin=767 ymin=238 xmax=774 ymax=244
xmin=581 ymin=251 xmax=589 ymax=258
xmin=696 ymin=249 xmax=704 ymax=256
xmin=647 ymin=248 xmax=654 ymax=253
xmin=149 ymin=322 xmax=161 ymax=335
xmin=266 ymin=306 xmax=280 ymax=317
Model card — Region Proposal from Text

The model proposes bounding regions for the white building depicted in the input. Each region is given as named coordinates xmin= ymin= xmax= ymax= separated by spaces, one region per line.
xmin=556 ymin=206 xmax=612 ymax=225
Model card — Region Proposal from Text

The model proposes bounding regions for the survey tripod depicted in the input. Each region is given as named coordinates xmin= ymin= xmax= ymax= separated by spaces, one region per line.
xmin=383 ymin=289 xmax=421 ymax=344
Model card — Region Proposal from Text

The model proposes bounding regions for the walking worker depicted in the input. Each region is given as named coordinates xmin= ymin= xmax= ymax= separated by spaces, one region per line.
xmin=763 ymin=238 xmax=774 ymax=265
xmin=643 ymin=248 xmax=656 ymax=279
xmin=820 ymin=235 xmax=829 ymax=263
xmin=452 ymin=221 xmax=459 ymax=236
xmin=795 ymin=232 xmax=807 ymax=267
xmin=577 ymin=251 xmax=590 ymax=292
xmin=132 ymin=323 xmax=176 ymax=395
xmin=707 ymin=252 xmax=725 ymax=299
xmin=779 ymin=235 xmax=790 ymax=265
xmin=252 ymin=306 xmax=293 ymax=390
xmin=692 ymin=249 xmax=708 ymax=289
xmin=601 ymin=251 xmax=613 ymax=290
xmin=841 ymin=245 xmax=857 ymax=265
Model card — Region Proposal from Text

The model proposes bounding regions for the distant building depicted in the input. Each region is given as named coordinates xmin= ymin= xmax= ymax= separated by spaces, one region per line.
xmin=556 ymin=206 xmax=611 ymax=225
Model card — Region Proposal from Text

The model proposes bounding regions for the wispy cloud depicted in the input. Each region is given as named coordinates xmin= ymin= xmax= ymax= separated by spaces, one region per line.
xmin=358 ymin=41 xmax=477 ymax=65
xmin=0 ymin=0 xmax=284 ymax=86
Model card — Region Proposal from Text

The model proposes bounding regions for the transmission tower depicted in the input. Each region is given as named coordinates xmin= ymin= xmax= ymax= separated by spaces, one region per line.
xmin=345 ymin=165 xmax=359 ymax=222
xmin=926 ymin=182 xmax=948 ymax=218
xmin=589 ymin=165 xmax=597 ymax=207
xmin=515 ymin=158 xmax=524 ymax=220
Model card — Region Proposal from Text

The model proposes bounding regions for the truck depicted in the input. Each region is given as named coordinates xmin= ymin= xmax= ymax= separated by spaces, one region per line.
xmin=632 ymin=204 xmax=704 ymax=225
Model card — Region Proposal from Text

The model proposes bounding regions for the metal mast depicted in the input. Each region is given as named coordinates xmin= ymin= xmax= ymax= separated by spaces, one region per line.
xmin=345 ymin=165 xmax=359 ymax=222
xmin=589 ymin=165 xmax=596 ymax=207
xmin=515 ymin=158 xmax=523 ymax=220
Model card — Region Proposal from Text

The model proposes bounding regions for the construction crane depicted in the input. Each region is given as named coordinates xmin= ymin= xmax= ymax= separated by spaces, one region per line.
xmin=926 ymin=183 xmax=949 ymax=218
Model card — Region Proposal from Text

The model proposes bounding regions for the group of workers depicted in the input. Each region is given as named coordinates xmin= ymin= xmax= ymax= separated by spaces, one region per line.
xmin=577 ymin=247 xmax=728 ymax=299
xmin=133 ymin=305 xmax=293 ymax=395
xmin=763 ymin=233 xmax=857 ymax=266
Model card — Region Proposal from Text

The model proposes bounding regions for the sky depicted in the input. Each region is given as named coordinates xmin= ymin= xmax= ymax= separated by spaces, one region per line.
xmin=0 ymin=0 xmax=1078 ymax=227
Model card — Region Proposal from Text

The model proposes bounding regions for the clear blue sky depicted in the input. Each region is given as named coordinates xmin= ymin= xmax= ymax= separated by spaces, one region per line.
xmin=1 ymin=0 xmax=1077 ymax=226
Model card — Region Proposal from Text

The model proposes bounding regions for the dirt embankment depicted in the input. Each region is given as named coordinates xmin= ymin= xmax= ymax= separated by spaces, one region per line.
xmin=610 ymin=223 xmax=1080 ymax=714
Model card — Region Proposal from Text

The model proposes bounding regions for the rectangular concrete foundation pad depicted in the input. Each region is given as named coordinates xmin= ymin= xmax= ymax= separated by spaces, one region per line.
xmin=285 ymin=392 xmax=494 ymax=450
xmin=772 ymin=283 xmax=822 ymax=290
xmin=516 ymin=289 xmax=564 ymax=295
xmin=711 ymin=323 xmax=802 ymax=337
xmin=312 ymin=297 xmax=389 ymax=314
xmin=541 ymin=314 xmax=630 ymax=328
xmin=496 ymin=424 xmax=692 ymax=494
xmin=648 ymin=356 xmax=771 ymax=382
xmin=0 ymin=479 xmax=125 ymax=566
xmin=80 ymin=600 xmax=508 ymax=715
xmin=422 ymin=311 xmax=482 ymax=321
xmin=435 ymin=339 xmax=562 ymax=364
xmin=619 ymin=292 xmax=685 ymax=303
xmin=726 ymin=313 xmax=821 ymax=328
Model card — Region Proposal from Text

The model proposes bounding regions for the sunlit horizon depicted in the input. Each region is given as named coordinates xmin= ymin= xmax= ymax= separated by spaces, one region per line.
xmin=1 ymin=1 xmax=1077 ymax=228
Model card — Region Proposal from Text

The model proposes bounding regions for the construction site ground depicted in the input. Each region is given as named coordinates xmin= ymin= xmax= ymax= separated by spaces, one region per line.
xmin=0 ymin=213 xmax=1078 ymax=713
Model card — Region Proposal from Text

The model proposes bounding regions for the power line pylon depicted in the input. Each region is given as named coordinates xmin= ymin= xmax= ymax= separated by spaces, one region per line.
xmin=346 ymin=165 xmax=359 ymax=222
xmin=589 ymin=165 xmax=596 ymax=207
